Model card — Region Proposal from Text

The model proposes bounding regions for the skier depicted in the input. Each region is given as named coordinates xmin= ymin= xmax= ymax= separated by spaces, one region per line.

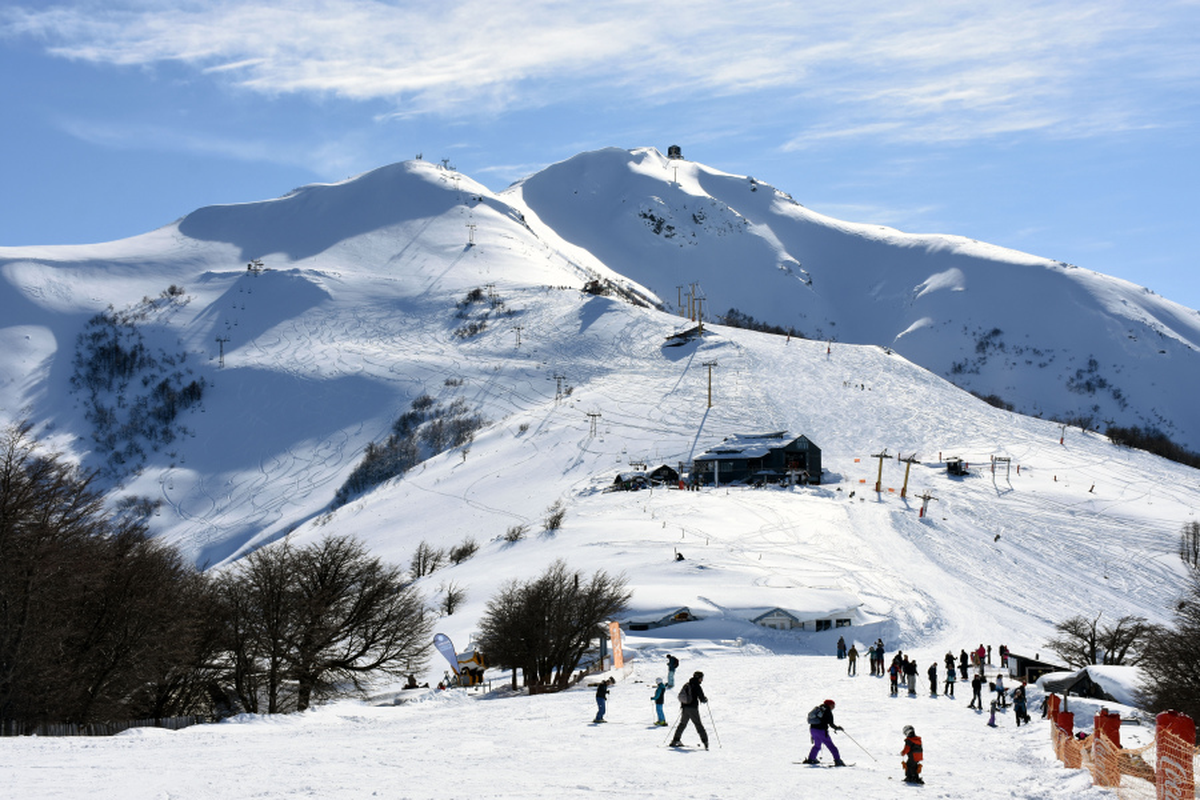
xmin=665 ymin=654 xmax=679 ymax=688
xmin=888 ymin=658 xmax=900 ymax=695
xmin=651 ymin=677 xmax=667 ymax=725
xmin=959 ymin=649 xmax=970 ymax=681
xmin=668 ymin=671 xmax=709 ymax=750
xmin=593 ymin=677 xmax=614 ymax=723
xmin=901 ymin=725 xmax=924 ymax=784
xmin=994 ymin=673 xmax=1007 ymax=708
xmin=906 ymin=659 xmax=918 ymax=696
xmin=1013 ymin=682 xmax=1030 ymax=726
xmin=944 ymin=650 xmax=956 ymax=675
xmin=943 ymin=665 xmax=956 ymax=697
xmin=927 ymin=662 xmax=937 ymax=696
xmin=837 ymin=636 xmax=846 ymax=659
xmin=802 ymin=699 xmax=846 ymax=766
xmin=847 ymin=645 xmax=858 ymax=676
xmin=969 ymin=673 xmax=985 ymax=709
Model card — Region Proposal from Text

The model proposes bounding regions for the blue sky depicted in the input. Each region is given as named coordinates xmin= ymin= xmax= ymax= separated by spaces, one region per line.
xmin=3 ymin=0 xmax=1198 ymax=310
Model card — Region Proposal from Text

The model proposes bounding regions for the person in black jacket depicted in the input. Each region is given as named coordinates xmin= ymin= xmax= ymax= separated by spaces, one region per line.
xmin=802 ymin=699 xmax=846 ymax=765
xmin=668 ymin=672 xmax=708 ymax=749
xmin=968 ymin=673 xmax=985 ymax=709
xmin=666 ymin=654 xmax=680 ymax=688
xmin=593 ymin=677 xmax=614 ymax=722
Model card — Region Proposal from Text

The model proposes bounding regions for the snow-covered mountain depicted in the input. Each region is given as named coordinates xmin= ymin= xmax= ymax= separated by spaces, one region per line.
xmin=1 ymin=147 xmax=1197 ymax=665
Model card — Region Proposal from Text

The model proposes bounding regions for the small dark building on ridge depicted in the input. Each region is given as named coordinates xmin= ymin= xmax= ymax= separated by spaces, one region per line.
xmin=692 ymin=431 xmax=822 ymax=486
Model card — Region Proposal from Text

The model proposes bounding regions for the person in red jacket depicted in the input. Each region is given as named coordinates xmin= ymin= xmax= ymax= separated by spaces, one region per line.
xmin=901 ymin=725 xmax=924 ymax=784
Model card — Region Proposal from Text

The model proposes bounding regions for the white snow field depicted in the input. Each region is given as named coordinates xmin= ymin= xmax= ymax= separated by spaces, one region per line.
xmin=1 ymin=148 xmax=1198 ymax=798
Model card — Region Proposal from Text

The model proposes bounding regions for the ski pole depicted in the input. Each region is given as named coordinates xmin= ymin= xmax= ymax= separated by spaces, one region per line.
xmin=837 ymin=728 xmax=877 ymax=762
xmin=662 ymin=711 xmax=682 ymax=746
xmin=704 ymin=702 xmax=722 ymax=748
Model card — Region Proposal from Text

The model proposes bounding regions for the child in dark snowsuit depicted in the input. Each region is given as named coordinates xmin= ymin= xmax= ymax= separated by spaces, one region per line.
xmin=902 ymin=725 xmax=924 ymax=784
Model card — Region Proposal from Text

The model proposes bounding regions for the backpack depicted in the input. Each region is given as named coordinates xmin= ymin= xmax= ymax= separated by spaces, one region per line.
xmin=807 ymin=705 xmax=827 ymax=726
xmin=678 ymin=683 xmax=693 ymax=704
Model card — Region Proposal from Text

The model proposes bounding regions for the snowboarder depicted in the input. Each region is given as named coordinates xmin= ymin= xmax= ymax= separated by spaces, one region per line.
xmin=665 ymin=654 xmax=679 ymax=688
xmin=668 ymin=671 xmax=709 ymax=749
xmin=847 ymin=645 xmax=858 ymax=676
xmin=802 ymin=699 xmax=845 ymax=766
xmin=651 ymin=677 xmax=667 ymax=725
xmin=969 ymin=673 xmax=985 ymax=709
xmin=901 ymin=725 xmax=924 ymax=784
xmin=593 ymin=677 xmax=614 ymax=722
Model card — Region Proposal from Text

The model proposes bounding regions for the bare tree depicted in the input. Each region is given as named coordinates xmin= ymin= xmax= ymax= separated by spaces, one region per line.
xmin=219 ymin=535 xmax=431 ymax=713
xmin=1138 ymin=575 xmax=1200 ymax=720
xmin=1181 ymin=521 xmax=1200 ymax=571
xmin=288 ymin=536 xmax=431 ymax=711
xmin=478 ymin=560 xmax=630 ymax=691
xmin=1046 ymin=612 xmax=1152 ymax=668
xmin=410 ymin=540 xmax=446 ymax=579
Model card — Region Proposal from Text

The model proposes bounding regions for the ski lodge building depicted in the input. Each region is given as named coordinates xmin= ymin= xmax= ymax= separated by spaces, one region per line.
xmin=691 ymin=431 xmax=822 ymax=486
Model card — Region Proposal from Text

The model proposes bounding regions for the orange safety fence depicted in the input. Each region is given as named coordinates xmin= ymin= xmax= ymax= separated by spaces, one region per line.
xmin=1046 ymin=698 xmax=1198 ymax=799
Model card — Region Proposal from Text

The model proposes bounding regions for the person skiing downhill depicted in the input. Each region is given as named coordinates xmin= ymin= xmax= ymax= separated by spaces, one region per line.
xmin=802 ymin=699 xmax=846 ymax=766
xmin=668 ymin=671 xmax=709 ymax=749
xmin=651 ymin=677 xmax=667 ymax=725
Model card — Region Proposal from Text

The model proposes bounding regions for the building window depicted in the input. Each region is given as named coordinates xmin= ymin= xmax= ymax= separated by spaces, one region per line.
xmin=816 ymin=620 xmax=831 ymax=632
xmin=836 ymin=619 xmax=851 ymax=628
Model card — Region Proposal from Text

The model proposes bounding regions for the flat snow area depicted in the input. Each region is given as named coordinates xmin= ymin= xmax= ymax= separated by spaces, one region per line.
xmin=1 ymin=642 xmax=1137 ymax=800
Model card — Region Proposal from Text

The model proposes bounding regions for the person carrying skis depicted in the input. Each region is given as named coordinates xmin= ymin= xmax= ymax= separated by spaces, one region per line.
xmin=665 ymin=654 xmax=679 ymax=688
xmin=802 ymin=699 xmax=846 ymax=766
xmin=651 ymin=677 xmax=667 ymax=725
xmin=668 ymin=671 xmax=709 ymax=750
xmin=901 ymin=725 xmax=924 ymax=784
xmin=593 ymin=677 xmax=614 ymax=723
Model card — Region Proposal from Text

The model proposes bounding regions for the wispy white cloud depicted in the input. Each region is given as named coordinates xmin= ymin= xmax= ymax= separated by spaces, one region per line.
xmin=7 ymin=0 xmax=1199 ymax=145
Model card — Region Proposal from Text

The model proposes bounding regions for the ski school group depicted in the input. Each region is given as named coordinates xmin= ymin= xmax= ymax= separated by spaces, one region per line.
xmin=592 ymin=644 xmax=1031 ymax=786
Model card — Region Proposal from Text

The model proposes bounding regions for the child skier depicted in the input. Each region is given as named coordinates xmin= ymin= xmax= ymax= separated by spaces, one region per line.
xmin=901 ymin=725 xmax=924 ymax=784
xmin=651 ymin=677 xmax=667 ymax=725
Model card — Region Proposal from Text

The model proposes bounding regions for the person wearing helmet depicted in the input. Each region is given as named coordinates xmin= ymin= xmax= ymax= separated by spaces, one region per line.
xmin=651 ymin=677 xmax=668 ymax=725
xmin=902 ymin=724 xmax=924 ymax=784
xmin=802 ymin=699 xmax=845 ymax=766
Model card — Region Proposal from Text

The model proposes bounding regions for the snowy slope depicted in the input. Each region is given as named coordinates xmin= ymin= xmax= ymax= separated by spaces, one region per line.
xmin=1 ymin=146 xmax=1197 ymax=800
xmin=506 ymin=147 xmax=1200 ymax=450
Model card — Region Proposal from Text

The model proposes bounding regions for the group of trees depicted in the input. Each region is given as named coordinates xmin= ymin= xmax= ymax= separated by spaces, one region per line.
xmin=1 ymin=424 xmax=431 ymax=730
